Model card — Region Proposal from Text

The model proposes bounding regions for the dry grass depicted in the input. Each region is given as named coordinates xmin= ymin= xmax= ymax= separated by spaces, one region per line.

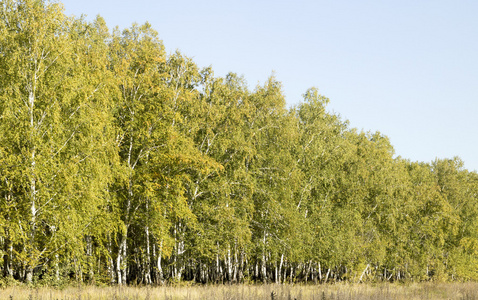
xmin=1 ymin=282 xmax=478 ymax=300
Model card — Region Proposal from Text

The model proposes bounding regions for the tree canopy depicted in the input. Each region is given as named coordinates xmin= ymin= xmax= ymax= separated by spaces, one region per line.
xmin=1 ymin=0 xmax=478 ymax=285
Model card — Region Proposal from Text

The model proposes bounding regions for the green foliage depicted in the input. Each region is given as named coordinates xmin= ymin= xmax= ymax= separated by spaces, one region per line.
xmin=1 ymin=0 xmax=477 ymax=286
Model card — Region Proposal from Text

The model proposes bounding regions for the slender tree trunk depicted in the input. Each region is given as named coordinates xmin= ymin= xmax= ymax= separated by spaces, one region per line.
xmin=117 ymin=137 xmax=134 ymax=285
xmin=118 ymin=168 xmax=133 ymax=285
xmin=255 ymin=261 xmax=259 ymax=280
xmin=117 ymin=231 xmax=128 ymax=285
xmin=239 ymin=250 xmax=244 ymax=283
xmin=157 ymin=240 xmax=164 ymax=282
xmin=26 ymin=86 xmax=37 ymax=284
xmin=116 ymin=236 xmax=123 ymax=285
xmin=216 ymin=242 xmax=221 ymax=283
xmin=3 ymin=239 xmax=11 ymax=278
xmin=275 ymin=261 xmax=278 ymax=284
xmin=289 ymin=265 xmax=294 ymax=284
xmin=27 ymin=155 xmax=36 ymax=284
xmin=86 ymin=235 xmax=94 ymax=283
xmin=318 ymin=262 xmax=322 ymax=282
xmin=227 ymin=246 xmax=232 ymax=282
xmin=3 ymin=232 xmax=10 ymax=278
xmin=305 ymin=261 xmax=312 ymax=283
xmin=387 ymin=268 xmax=394 ymax=281
xmin=312 ymin=264 xmax=316 ymax=284
xmin=282 ymin=263 xmax=287 ymax=284
xmin=358 ymin=264 xmax=370 ymax=283
xmin=233 ymin=248 xmax=238 ymax=282
xmin=278 ymin=254 xmax=284 ymax=284
xmin=261 ymin=231 xmax=267 ymax=283
xmin=145 ymin=221 xmax=151 ymax=283
xmin=324 ymin=268 xmax=330 ymax=283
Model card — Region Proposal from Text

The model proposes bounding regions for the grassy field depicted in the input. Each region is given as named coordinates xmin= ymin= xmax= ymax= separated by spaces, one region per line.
xmin=1 ymin=282 xmax=478 ymax=300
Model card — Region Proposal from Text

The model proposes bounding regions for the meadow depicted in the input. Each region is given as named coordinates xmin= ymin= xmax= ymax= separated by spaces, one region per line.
xmin=1 ymin=283 xmax=478 ymax=300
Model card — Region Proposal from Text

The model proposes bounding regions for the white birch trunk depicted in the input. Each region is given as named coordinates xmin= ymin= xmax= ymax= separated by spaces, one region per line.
xmin=233 ymin=250 xmax=238 ymax=282
xmin=289 ymin=265 xmax=294 ymax=284
xmin=26 ymin=88 xmax=36 ymax=284
xmin=318 ymin=262 xmax=322 ymax=282
xmin=275 ymin=261 xmax=278 ymax=284
xmin=121 ymin=235 xmax=127 ymax=284
xmin=145 ymin=225 xmax=151 ymax=284
xmin=116 ymin=238 xmax=123 ymax=285
xmin=325 ymin=268 xmax=330 ymax=283
xmin=278 ymin=254 xmax=284 ymax=284
xmin=227 ymin=246 xmax=232 ymax=281
xmin=358 ymin=264 xmax=370 ymax=283
xmin=261 ymin=231 xmax=267 ymax=282
xmin=157 ymin=240 xmax=164 ymax=282
xmin=216 ymin=243 xmax=220 ymax=282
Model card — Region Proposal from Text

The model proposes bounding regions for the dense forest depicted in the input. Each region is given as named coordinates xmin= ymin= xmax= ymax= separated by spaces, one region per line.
xmin=1 ymin=0 xmax=478 ymax=286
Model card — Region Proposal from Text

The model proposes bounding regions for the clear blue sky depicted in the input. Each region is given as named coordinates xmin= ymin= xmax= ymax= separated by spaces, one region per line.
xmin=60 ymin=0 xmax=478 ymax=172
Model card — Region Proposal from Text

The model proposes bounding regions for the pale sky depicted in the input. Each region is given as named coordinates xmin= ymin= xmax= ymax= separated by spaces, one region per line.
xmin=59 ymin=0 xmax=478 ymax=172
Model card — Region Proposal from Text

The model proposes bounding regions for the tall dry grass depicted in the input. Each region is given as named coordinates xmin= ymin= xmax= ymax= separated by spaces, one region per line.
xmin=1 ymin=282 xmax=478 ymax=299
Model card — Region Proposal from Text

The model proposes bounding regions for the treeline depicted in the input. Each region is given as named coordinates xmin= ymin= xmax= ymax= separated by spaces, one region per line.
xmin=1 ymin=0 xmax=478 ymax=286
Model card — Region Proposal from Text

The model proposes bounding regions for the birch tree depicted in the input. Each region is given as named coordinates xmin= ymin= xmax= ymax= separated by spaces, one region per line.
xmin=0 ymin=0 xmax=117 ymax=283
